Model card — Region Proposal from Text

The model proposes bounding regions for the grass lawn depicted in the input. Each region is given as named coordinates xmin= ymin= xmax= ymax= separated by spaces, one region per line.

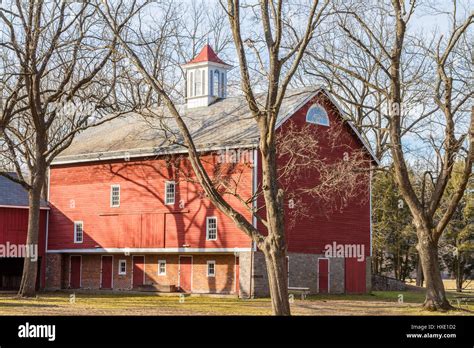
xmin=0 ymin=290 xmax=472 ymax=316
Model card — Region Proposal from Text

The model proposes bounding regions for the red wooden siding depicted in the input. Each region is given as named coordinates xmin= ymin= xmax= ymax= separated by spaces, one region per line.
xmin=48 ymin=154 xmax=253 ymax=250
xmin=70 ymin=255 xmax=81 ymax=288
xmin=257 ymin=92 xmax=371 ymax=256
xmin=0 ymin=208 xmax=47 ymax=253
xmin=132 ymin=256 xmax=145 ymax=288
xmin=100 ymin=256 xmax=113 ymax=289
xmin=345 ymin=258 xmax=366 ymax=293
xmin=0 ymin=207 xmax=48 ymax=288
xmin=318 ymin=258 xmax=329 ymax=293
xmin=179 ymin=256 xmax=192 ymax=292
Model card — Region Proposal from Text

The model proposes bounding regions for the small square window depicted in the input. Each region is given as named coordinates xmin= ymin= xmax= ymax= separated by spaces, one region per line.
xmin=74 ymin=221 xmax=83 ymax=243
xmin=158 ymin=260 xmax=166 ymax=275
xmin=207 ymin=261 xmax=216 ymax=277
xmin=165 ymin=181 xmax=175 ymax=205
xmin=118 ymin=260 xmax=126 ymax=275
xmin=206 ymin=217 xmax=217 ymax=240
xmin=111 ymin=185 xmax=120 ymax=207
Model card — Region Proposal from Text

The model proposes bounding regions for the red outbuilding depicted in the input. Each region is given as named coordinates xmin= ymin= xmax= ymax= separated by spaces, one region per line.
xmin=0 ymin=173 xmax=48 ymax=290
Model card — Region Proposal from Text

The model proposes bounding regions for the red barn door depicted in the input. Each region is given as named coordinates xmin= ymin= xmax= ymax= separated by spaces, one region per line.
xmin=179 ymin=256 xmax=192 ymax=292
xmin=345 ymin=258 xmax=366 ymax=293
xmin=101 ymin=256 xmax=113 ymax=289
xmin=132 ymin=256 xmax=145 ymax=288
xmin=318 ymin=258 xmax=329 ymax=293
xmin=70 ymin=256 xmax=81 ymax=289
xmin=235 ymin=257 xmax=240 ymax=296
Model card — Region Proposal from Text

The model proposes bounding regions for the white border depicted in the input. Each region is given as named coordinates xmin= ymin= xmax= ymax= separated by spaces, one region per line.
xmin=206 ymin=260 xmax=216 ymax=277
xmin=118 ymin=259 xmax=127 ymax=275
xmin=0 ymin=205 xmax=50 ymax=210
xmin=51 ymin=144 xmax=256 ymax=165
xmin=110 ymin=184 xmax=120 ymax=208
xmin=206 ymin=216 xmax=218 ymax=241
xmin=158 ymin=259 xmax=166 ymax=276
xmin=73 ymin=221 xmax=84 ymax=244
xmin=47 ymin=247 xmax=251 ymax=254
xmin=164 ymin=181 xmax=176 ymax=205
xmin=369 ymin=166 xmax=373 ymax=257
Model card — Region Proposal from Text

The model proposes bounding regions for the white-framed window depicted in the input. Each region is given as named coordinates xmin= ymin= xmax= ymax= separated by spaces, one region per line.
xmin=306 ymin=104 xmax=330 ymax=126
xmin=158 ymin=260 xmax=166 ymax=275
xmin=74 ymin=221 xmax=83 ymax=243
xmin=110 ymin=184 xmax=120 ymax=207
xmin=165 ymin=181 xmax=176 ymax=205
xmin=206 ymin=216 xmax=217 ymax=240
xmin=118 ymin=260 xmax=126 ymax=275
xmin=207 ymin=260 xmax=216 ymax=277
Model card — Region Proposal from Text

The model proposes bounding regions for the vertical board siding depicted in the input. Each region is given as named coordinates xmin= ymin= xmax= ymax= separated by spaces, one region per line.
xmin=257 ymin=92 xmax=371 ymax=256
xmin=345 ymin=257 xmax=367 ymax=293
xmin=0 ymin=208 xmax=47 ymax=253
xmin=48 ymin=154 xmax=253 ymax=250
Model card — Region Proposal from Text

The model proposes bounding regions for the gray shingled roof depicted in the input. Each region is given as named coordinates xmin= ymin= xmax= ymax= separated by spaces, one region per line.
xmin=0 ymin=173 xmax=49 ymax=208
xmin=53 ymin=86 xmax=378 ymax=165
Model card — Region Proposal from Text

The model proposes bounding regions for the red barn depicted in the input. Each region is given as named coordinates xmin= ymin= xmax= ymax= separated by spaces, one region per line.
xmin=0 ymin=173 xmax=48 ymax=290
xmin=44 ymin=45 xmax=377 ymax=296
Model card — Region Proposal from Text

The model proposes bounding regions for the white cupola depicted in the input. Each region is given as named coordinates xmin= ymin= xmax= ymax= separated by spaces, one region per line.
xmin=182 ymin=45 xmax=231 ymax=109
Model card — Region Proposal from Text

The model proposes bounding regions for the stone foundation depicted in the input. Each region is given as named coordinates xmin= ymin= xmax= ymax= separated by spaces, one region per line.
xmin=371 ymin=274 xmax=406 ymax=291
xmin=45 ymin=251 xmax=371 ymax=296
xmin=49 ymin=253 xmax=240 ymax=294
xmin=44 ymin=253 xmax=62 ymax=290
xmin=250 ymin=251 xmax=369 ymax=297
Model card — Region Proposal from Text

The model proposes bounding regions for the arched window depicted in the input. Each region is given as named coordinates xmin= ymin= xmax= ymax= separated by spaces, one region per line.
xmin=306 ymin=104 xmax=329 ymax=126
xmin=213 ymin=70 xmax=220 ymax=97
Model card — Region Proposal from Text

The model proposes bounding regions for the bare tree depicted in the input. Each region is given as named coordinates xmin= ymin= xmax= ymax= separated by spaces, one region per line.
xmin=98 ymin=0 xmax=337 ymax=315
xmin=312 ymin=0 xmax=473 ymax=310
xmin=0 ymin=0 xmax=129 ymax=297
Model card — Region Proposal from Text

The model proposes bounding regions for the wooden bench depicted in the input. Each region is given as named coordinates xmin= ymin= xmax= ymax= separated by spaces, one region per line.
xmin=451 ymin=296 xmax=474 ymax=308
xmin=288 ymin=287 xmax=310 ymax=300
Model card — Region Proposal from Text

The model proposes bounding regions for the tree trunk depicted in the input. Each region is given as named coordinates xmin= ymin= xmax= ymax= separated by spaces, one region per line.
xmin=259 ymin=133 xmax=291 ymax=316
xmin=18 ymin=182 xmax=43 ymax=297
xmin=456 ymin=254 xmax=463 ymax=293
xmin=18 ymin=144 xmax=46 ymax=298
xmin=262 ymin=244 xmax=291 ymax=316
xmin=416 ymin=255 xmax=424 ymax=287
xmin=417 ymin=234 xmax=452 ymax=311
